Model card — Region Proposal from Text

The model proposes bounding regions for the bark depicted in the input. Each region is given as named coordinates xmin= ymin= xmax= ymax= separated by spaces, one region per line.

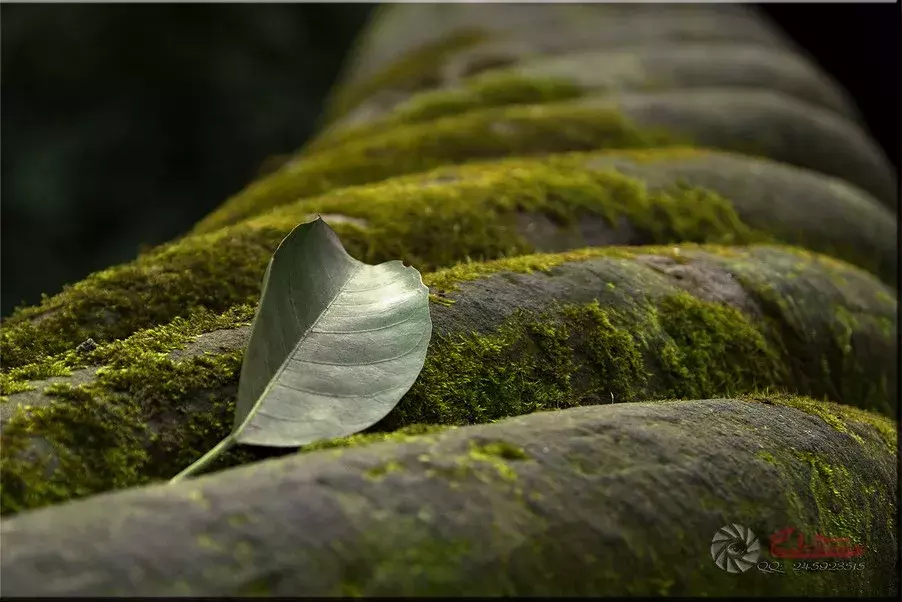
xmin=1 ymin=397 xmax=896 ymax=596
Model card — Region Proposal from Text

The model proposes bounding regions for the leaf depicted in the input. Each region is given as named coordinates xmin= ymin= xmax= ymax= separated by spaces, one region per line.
xmin=170 ymin=217 xmax=432 ymax=481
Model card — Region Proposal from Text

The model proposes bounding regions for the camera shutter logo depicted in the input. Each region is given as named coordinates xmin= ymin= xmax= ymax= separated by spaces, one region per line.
xmin=711 ymin=524 xmax=761 ymax=573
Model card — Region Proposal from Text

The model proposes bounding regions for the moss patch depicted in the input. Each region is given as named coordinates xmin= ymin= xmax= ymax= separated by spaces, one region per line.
xmin=378 ymin=292 xmax=788 ymax=432
xmin=0 ymin=225 xmax=277 ymax=371
xmin=0 ymin=288 xmax=786 ymax=515
xmin=312 ymin=73 xmax=585 ymax=152
xmin=2 ymin=244 xmax=893 ymax=515
xmin=194 ymin=101 xmax=689 ymax=233
xmin=654 ymin=293 xmax=783 ymax=399
xmin=0 ymin=306 xmax=256 ymax=515
xmin=2 ymin=304 xmax=256 ymax=391
xmin=323 ymin=29 xmax=489 ymax=125
xmin=710 ymin=246 xmax=897 ymax=416
xmin=740 ymin=400 xmax=897 ymax=575
xmin=748 ymin=393 xmax=897 ymax=456
xmin=301 ymin=424 xmax=453 ymax=453
xmin=2 ymin=153 xmax=765 ymax=371
xmin=422 ymin=243 xmax=691 ymax=296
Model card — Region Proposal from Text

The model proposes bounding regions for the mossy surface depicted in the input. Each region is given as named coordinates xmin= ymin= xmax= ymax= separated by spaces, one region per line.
xmin=0 ymin=228 xmax=277 ymax=373
xmin=2 ymin=395 xmax=895 ymax=596
xmin=5 ymin=145 xmax=892 ymax=373
xmin=704 ymin=246 xmax=898 ymax=417
xmin=310 ymin=74 xmax=585 ymax=152
xmin=312 ymin=43 xmax=862 ymax=153
xmin=0 ymin=305 xmax=257 ymax=515
xmin=193 ymin=102 xmax=688 ymax=233
xmin=323 ymin=29 xmax=489 ymax=125
xmin=740 ymin=394 xmax=897 ymax=588
xmin=3 ymin=4 xmax=897 ymax=595
xmin=1 ymin=152 xmax=768 ymax=371
xmin=2 ymin=244 xmax=894 ymax=515
xmin=379 ymin=292 xmax=787 ymax=431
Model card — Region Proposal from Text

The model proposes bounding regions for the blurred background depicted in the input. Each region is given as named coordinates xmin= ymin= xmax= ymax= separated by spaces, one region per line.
xmin=1 ymin=2 xmax=898 ymax=317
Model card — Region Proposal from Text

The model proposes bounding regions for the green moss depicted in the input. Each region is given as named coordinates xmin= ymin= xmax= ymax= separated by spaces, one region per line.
xmin=378 ymin=293 xmax=787 ymax=433
xmin=336 ymin=516 xmax=476 ymax=596
xmin=461 ymin=440 xmax=531 ymax=482
xmin=412 ymin=440 xmax=530 ymax=486
xmin=425 ymin=249 xmax=608 ymax=297
xmin=422 ymin=242 xmax=726 ymax=296
xmin=797 ymin=451 xmax=864 ymax=536
xmin=194 ymin=101 xmax=688 ymax=233
xmin=654 ymin=292 xmax=785 ymax=399
xmin=0 ymin=219 xmax=274 ymax=370
xmin=326 ymin=398 xmax=894 ymax=596
xmin=235 ymin=577 xmax=273 ymax=597
xmin=757 ymin=450 xmax=779 ymax=466
xmin=311 ymin=74 xmax=585 ymax=152
xmin=2 ymin=244 xmax=893 ymax=515
xmin=747 ymin=393 xmax=897 ymax=455
xmin=471 ymin=440 xmax=529 ymax=460
xmin=364 ymin=460 xmax=405 ymax=481
xmin=302 ymin=423 xmax=452 ymax=453
xmin=0 ymin=358 xmax=72 ymax=393
xmin=717 ymin=247 xmax=897 ymax=416
xmin=0 ymin=306 xmax=257 ymax=515
xmin=3 ymin=152 xmax=767 ymax=371
xmin=324 ymin=29 xmax=489 ymax=124
xmin=756 ymin=441 xmax=893 ymax=569
xmin=746 ymin=393 xmax=897 ymax=565
xmin=0 ymin=286 xmax=785 ymax=515
xmin=460 ymin=440 xmax=528 ymax=482
xmin=0 ymin=384 xmax=150 ymax=515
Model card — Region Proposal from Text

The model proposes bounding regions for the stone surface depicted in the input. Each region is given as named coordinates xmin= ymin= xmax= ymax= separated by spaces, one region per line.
xmin=328 ymin=44 xmax=860 ymax=134
xmin=0 ymin=397 xmax=896 ymax=596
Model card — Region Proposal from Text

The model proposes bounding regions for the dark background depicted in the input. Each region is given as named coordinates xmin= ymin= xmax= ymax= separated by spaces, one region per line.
xmin=1 ymin=3 xmax=898 ymax=318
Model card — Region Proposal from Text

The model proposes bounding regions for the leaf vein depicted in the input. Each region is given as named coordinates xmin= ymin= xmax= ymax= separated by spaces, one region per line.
xmin=294 ymin=327 xmax=430 ymax=366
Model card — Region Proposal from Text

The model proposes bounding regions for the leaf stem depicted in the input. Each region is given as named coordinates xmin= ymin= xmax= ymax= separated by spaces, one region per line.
xmin=169 ymin=435 xmax=236 ymax=484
